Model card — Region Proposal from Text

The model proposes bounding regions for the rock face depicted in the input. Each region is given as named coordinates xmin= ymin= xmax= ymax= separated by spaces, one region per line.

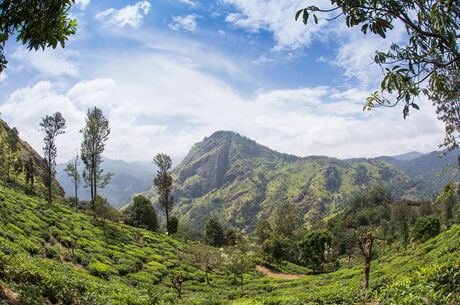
xmin=142 ymin=131 xmax=437 ymax=232
xmin=177 ymin=131 xmax=232 ymax=196
xmin=175 ymin=131 xmax=286 ymax=199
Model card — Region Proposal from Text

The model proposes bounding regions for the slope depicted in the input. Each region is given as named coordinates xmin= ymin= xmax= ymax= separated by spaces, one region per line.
xmin=0 ymin=184 xmax=458 ymax=305
xmin=142 ymin=131 xmax=436 ymax=231
xmin=0 ymin=184 xmax=194 ymax=304
xmin=0 ymin=118 xmax=64 ymax=197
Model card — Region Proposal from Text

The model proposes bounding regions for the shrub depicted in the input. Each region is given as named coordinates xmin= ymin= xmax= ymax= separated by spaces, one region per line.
xmin=44 ymin=245 xmax=61 ymax=259
xmin=88 ymin=261 xmax=113 ymax=280
xmin=411 ymin=215 xmax=441 ymax=243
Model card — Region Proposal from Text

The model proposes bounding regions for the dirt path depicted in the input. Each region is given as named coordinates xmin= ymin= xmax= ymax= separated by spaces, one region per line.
xmin=256 ymin=265 xmax=305 ymax=280
xmin=0 ymin=281 xmax=21 ymax=305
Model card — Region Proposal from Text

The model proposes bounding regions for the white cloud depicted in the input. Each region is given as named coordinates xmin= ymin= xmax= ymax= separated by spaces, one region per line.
xmin=330 ymin=21 xmax=408 ymax=86
xmin=0 ymin=82 xmax=85 ymax=162
xmin=252 ymin=55 xmax=275 ymax=64
xmin=12 ymin=47 xmax=79 ymax=77
xmin=223 ymin=0 xmax=334 ymax=50
xmin=75 ymin=0 xmax=90 ymax=10
xmin=96 ymin=1 xmax=151 ymax=29
xmin=169 ymin=15 xmax=199 ymax=32
xmin=68 ymin=79 xmax=117 ymax=107
xmin=0 ymin=43 xmax=443 ymax=163
xmin=179 ymin=0 xmax=197 ymax=6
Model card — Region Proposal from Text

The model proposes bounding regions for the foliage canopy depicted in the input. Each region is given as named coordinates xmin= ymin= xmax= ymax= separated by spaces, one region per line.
xmin=204 ymin=218 xmax=224 ymax=247
xmin=153 ymin=153 xmax=174 ymax=233
xmin=298 ymin=229 xmax=332 ymax=274
xmin=123 ymin=195 xmax=158 ymax=231
xmin=80 ymin=107 xmax=112 ymax=209
xmin=0 ymin=0 xmax=77 ymax=74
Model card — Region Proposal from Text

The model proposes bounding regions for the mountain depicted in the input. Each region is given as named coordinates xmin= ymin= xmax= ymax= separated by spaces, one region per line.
xmin=56 ymin=157 xmax=154 ymax=208
xmin=383 ymin=151 xmax=425 ymax=161
xmin=376 ymin=149 xmax=459 ymax=191
xmin=140 ymin=131 xmax=437 ymax=232
xmin=0 ymin=118 xmax=64 ymax=196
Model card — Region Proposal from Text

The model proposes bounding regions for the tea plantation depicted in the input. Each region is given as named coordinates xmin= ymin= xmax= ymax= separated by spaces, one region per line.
xmin=0 ymin=183 xmax=458 ymax=304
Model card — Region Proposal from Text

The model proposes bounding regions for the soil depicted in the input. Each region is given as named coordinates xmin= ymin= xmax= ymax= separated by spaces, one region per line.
xmin=256 ymin=265 xmax=305 ymax=280
xmin=0 ymin=281 xmax=21 ymax=305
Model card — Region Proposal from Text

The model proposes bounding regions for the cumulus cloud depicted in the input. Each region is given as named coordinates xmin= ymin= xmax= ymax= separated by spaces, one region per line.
xmin=223 ymin=0 xmax=334 ymax=50
xmin=0 ymin=82 xmax=85 ymax=162
xmin=169 ymin=15 xmax=199 ymax=32
xmin=0 ymin=37 xmax=443 ymax=163
xmin=12 ymin=47 xmax=79 ymax=77
xmin=96 ymin=1 xmax=151 ymax=29
xmin=68 ymin=79 xmax=117 ymax=107
xmin=330 ymin=21 xmax=408 ymax=86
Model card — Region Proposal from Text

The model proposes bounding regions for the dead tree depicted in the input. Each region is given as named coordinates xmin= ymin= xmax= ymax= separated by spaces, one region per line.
xmin=356 ymin=231 xmax=375 ymax=290
xmin=171 ymin=273 xmax=186 ymax=299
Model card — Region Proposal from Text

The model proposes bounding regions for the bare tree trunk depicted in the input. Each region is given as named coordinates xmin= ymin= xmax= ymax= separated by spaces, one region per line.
xmin=240 ymin=269 xmax=244 ymax=296
xmin=74 ymin=156 xmax=79 ymax=211
xmin=47 ymin=153 xmax=52 ymax=204
xmin=356 ymin=231 xmax=375 ymax=290
xmin=171 ymin=274 xmax=185 ymax=299
xmin=165 ymin=206 xmax=170 ymax=234
xmin=363 ymin=258 xmax=371 ymax=290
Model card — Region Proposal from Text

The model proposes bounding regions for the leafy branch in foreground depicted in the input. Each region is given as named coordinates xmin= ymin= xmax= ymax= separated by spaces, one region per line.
xmin=297 ymin=0 xmax=459 ymax=151
xmin=0 ymin=0 xmax=77 ymax=74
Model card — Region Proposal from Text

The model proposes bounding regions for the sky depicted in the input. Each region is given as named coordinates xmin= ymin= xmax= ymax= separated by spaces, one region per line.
xmin=0 ymin=0 xmax=445 ymax=163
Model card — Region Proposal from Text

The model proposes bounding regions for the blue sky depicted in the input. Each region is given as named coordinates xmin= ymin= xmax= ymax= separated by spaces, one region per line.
xmin=0 ymin=0 xmax=444 ymax=162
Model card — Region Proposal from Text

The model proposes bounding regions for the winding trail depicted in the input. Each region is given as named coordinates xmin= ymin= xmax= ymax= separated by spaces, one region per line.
xmin=256 ymin=265 xmax=305 ymax=280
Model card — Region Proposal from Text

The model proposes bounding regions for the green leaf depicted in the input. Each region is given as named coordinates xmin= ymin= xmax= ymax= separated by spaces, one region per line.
xmin=295 ymin=9 xmax=303 ymax=21
xmin=303 ymin=11 xmax=309 ymax=25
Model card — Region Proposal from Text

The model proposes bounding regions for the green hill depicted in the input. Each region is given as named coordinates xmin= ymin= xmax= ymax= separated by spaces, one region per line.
xmin=0 ymin=184 xmax=458 ymax=304
xmin=141 ymin=131 xmax=437 ymax=231
xmin=0 ymin=118 xmax=64 ymax=198
xmin=0 ymin=184 xmax=195 ymax=304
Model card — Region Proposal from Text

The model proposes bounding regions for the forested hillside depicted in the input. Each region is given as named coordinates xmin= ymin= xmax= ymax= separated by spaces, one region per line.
xmin=140 ymin=131 xmax=438 ymax=231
